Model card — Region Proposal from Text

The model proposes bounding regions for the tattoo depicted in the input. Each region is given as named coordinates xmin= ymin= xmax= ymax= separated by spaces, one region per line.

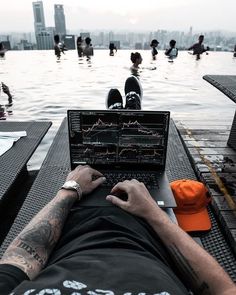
xmin=168 ymin=244 xmax=210 ymax=294
xmin=0 ymin=194 xmax=75 ymax=279
xmin=18 ymin=241 xmax=44 ymax=265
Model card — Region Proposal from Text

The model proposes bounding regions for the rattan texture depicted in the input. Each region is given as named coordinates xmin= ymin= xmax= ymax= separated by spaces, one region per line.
xmin=41 ymin=119 xmax=70 ymax=169
xmin=0 ymin=118 xmax=235 ymax=282
xmin=167 ymin=120 xmax=197 ymax=181
xmin=200 ymin=209 xmax=236 ymax=280
xmin=203 ymin=75 xmax=236 ymax=103
xmin=0 ymin=121 xmax=51 ymax=202
xmin=228 ymin=111 xmax=236 ymax=149
xmin=203 ymin=75 xmax=236 ymax=150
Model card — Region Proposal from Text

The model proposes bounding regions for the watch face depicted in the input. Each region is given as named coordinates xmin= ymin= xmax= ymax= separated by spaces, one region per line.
xmin=66 ymin=180 xmax=77 ymax=187
xmin=62 ymin=180 xmax=81 ymax=199
xmin=63 ymin=180 xmax=78 ymax=190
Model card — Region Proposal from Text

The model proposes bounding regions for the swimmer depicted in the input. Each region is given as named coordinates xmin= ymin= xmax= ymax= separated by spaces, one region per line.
xmin=130 ymin=52 xmax=142 ymax=74
xmin=150 ymin=39 xmax=159 ymax=60
xmin=165 ymin=40 xmax=178 ymax=61
xmin=188 ymin=35 xmax=210 ymax=60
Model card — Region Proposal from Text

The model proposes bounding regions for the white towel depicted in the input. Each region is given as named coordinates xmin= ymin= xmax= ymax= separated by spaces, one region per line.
xmin=0 ymin=131 xmax=27 ymax=156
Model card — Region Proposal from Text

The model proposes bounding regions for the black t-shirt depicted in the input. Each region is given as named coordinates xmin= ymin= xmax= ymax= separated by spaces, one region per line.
xmin=0 ymin=207 xmax=189 ymax=295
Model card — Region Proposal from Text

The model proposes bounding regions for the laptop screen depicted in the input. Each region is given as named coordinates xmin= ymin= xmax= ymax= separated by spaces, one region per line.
xmin=68 ymin=110 xmax=170 ymax=170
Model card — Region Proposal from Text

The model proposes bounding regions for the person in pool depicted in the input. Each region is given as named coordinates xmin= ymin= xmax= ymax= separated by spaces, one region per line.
xmin=54 ymin=35 xmax=61 ymax=60
xmin=165 ymin=39 xmax=178 ymax=60
xmin=130 ymin=52 xmax=142 ymax=73
xmin=188 ymin=35 xmax=209 ymax=60
xmin=76 ymin=36 xmax=83 ymax=58
xmin=109 ymin=43 xmax=117 ymax=56
xmin=150 ymin=39 xmax=159 ymax=60
xmin=233 ymin=44 xmax=236 ymax=58
xmin=83 ymin=37 xmax=94 ymax=60
xmin=0 ymin=42 xmax=7 ymax=58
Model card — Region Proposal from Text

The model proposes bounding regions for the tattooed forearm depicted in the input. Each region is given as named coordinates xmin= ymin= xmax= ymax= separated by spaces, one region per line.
xmin=168 ymin=244 xmax=210 ymax=295
xmin=0 ymin=191 xmax=77 ymax=279
xmin=18 ymin=241 xmax=45 ymax=265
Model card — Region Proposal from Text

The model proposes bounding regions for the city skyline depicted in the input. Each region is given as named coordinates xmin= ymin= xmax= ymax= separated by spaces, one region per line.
xmin=0 ymin=0 xmax=236 ymax=33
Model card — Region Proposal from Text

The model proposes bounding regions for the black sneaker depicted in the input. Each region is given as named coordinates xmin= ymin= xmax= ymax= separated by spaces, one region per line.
xmin=124 ymin=76 xmax=143 ymax=100
xmin=125 ymin=92 xmax=141 ymax=110
xmin=106 ymin=88 xmax=123 ymax=109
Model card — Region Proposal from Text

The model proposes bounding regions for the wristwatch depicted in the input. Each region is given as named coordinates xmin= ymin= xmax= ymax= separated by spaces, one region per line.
xmin=61 ymin=180 xmax=82 ymax=200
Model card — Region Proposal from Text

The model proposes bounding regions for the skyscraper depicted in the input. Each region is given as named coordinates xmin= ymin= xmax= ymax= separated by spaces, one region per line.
xmin=32 ymin=1 xmax=53 ymax=50
xmin=54 ymin=4 xmax=66 ymax=36
xmin=32 ymin=1 xmax=46 ymax=34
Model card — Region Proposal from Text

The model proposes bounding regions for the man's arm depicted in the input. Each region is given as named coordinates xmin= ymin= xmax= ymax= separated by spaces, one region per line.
xmin=2 ymin=82 xmax=13 ymax=104
xmin=0 ymin=165 xmax=105 ymax=280
xmin=106 ymin=180 xmax=236 ymax=295
xmin=165 ymin=48 xmax=172 ymax=56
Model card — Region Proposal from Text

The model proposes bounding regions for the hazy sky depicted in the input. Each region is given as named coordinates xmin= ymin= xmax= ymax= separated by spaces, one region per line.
xmin=0 ymin=0 xmax=235 ymax=33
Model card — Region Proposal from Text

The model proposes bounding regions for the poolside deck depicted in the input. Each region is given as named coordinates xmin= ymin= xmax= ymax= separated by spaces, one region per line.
xmin=176 ymin=118 xmax=236 ymax=257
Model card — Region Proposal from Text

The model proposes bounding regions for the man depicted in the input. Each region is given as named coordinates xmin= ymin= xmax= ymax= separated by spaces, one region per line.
xmin=165 ymin=40 xmax=178 ymax=60
xmin=0 ymin=165 xmax=235 ymax=294
xmin=150 ymin=39 xmax=159 ymax=60
xmin=188 ymin=35 xmax=209 ymax=60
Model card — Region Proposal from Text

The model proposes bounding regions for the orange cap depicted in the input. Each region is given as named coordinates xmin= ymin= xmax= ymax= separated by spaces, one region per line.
xmin=171 ymin=179 xmax=211 ymax=232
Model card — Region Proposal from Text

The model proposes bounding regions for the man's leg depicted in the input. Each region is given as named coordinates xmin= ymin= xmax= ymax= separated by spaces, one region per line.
xmin=106 ymin=88 xmax=123 ymax=109
xmin=124 ymin=76 xmax=143 ymax=110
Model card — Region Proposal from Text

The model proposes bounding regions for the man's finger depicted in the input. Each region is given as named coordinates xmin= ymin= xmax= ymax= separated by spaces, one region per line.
xmin=92 ymin=176 xmax=106 ymax=187
xmin=106 ymin=195 xmax=127 ymax=208
xmin=91 ymin=168 xmax=103 ymax=177
xmin=111 ymin=182 xmax=129 ymax=194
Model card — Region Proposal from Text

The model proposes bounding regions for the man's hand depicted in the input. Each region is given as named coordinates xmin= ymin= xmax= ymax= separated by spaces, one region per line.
xmin=66 ymin=165 xmax=105 ymax=196
xmin=106 ymin=179 xmax=160 ymax=219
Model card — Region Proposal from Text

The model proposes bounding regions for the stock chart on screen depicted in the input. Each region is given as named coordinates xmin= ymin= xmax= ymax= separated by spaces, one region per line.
xmin=68 ymin=110 xmax=169 ymax=166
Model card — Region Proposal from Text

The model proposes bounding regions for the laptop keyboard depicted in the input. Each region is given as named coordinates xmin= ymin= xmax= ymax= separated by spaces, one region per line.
xmin=101 ymin=171 xmax=159 ymax=189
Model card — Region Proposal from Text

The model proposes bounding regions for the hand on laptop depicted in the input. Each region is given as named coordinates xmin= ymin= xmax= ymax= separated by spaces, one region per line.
xmin=106 ymin=179 xmax=160 ymax=219
xmin=66 ymin=165 xmax=106 ymax=196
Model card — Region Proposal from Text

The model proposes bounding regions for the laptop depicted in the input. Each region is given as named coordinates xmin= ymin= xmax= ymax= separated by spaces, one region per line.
xmin=67 ymin=110 xmax=176 ymax=208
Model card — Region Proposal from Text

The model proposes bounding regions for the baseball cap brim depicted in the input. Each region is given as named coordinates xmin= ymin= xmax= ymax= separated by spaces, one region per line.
xmin=175 ymin=207 xmax=211 ymax=232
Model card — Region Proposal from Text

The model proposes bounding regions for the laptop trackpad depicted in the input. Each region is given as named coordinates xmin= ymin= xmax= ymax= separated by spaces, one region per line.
xmin=78 ymin=186 xmax=116 ymax=207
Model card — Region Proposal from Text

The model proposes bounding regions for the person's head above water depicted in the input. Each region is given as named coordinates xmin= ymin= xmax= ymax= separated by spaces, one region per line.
xmin=77 ymin=36 xmax=82 ymax=43
xmin=198 ymin=35 xmax=204 ymax=44
xmin=54 ymin=35 xmax=60 ymax=44
xmin=169 ymin=40 xmax=176 ymax=48
xmin=150 ymin=39 xmax=159 ymax=47
xmin=130 ymin=52 xmax=142 ymax=66
xmin=85 ymin=37 xmax=91 ymax=45
xmin=109 ymin=43 xmax=115 ymax=50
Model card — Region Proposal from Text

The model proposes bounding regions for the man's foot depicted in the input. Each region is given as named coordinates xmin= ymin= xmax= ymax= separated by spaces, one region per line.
xmin=124 ymin=76 xmax=143 ymax=100
xmin=106 ymin=89 xmax=123 ymax=109
xmin=124 ymin=76 xmax=142 ymax=109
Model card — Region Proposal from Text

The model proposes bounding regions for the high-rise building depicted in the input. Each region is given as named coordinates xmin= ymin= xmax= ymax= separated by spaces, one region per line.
xmin=32 ymin=1 xmax=46 ymax=34
xmin=54 ymin=4 xmax=66 ymax=36
xmin=62 ymin=35 xmax=75 ymax=49
xmin=36 ymin=31 xmax=54 ymax=50
xmin=32 ymin=1 xmax=55 ymax=50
